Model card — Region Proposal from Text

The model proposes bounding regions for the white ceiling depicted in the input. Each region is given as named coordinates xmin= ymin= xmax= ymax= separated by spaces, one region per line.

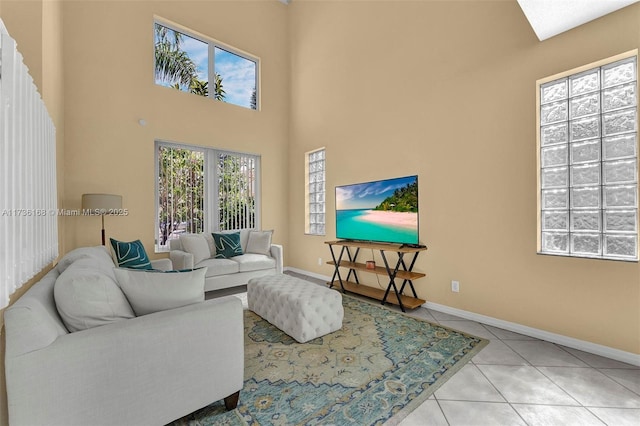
xmin=517 ymin=0 xmax=640 ymax=41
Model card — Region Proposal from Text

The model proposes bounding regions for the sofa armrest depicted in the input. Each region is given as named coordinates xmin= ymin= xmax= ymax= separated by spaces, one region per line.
xmin=270 ymin=244 xmax=283 ymax=274
xmin=5 ymin=296 xmax=244 ymax=426
xmin=4 ymin=304 xmax=64 ymax=358
xmin=150 ymin=258 xmax=173 ymax=271
xmin=170 ymin=249 xmax=194 ymax=270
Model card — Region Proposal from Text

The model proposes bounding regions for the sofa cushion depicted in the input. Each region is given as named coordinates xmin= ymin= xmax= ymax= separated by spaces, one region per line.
xmin=56 ymin=246 xmax=115 ymax=274
xmin=246 ymin=230 xmax=273 ymax=255
xmin=212 ymin=231 xmax=243 ymax=259
xmin=109 ymin=238 xmax=153 ymax=270
xmin=113 ymin=268 xmax=206 ymax=316
xmin=197 ymin=258 xmax=240 ymax=277
xmin=233 ymin=254 xmax=276 ymax=273
xmin=180 ymin=234 xmax=211 ymax=265
xmin=54 ymin=259 xmax=135 ymax=332
xmin=238 ymin=229 xmax=251 ymax=252
xmin=203 ymin=233 xmax=216 ymax=257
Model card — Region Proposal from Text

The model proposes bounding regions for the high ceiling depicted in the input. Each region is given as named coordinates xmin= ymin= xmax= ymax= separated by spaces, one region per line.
xmin=516 ymin=0 xmax=639 ymax=40
xmin=281 ymin=0 xmax=638 ymax=42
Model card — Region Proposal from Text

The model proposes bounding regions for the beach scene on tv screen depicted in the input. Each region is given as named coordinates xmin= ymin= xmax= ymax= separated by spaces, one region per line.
xmin=336 ymin=175 xmax=418 ymax=244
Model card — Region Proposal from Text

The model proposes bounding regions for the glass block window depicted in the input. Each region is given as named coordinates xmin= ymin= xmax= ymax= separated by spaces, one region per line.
xmin=306 ymin=148 xmax=326 ymax=235
xmin=537 ymin=53 xmax=638 ymax=261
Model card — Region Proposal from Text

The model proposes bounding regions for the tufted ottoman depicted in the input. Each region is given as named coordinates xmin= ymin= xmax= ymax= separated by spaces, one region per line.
xmin=247 ymin=274 xmax=344 ymax=343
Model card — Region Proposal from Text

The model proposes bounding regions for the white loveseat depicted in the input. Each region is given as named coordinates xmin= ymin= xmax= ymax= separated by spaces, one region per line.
xmin=3 ymin=246 xmax=244 ymax=426
xmin=169 ymin=229 xmax=283 ymax=292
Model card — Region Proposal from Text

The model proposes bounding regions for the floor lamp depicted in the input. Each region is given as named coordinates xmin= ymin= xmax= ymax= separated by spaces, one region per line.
xmin=82 ymin=193 xmax=123 ymax=245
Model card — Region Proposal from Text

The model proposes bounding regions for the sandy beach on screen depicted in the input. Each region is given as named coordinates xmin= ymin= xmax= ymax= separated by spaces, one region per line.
xmin=360 ymin=210 xmax=418 ymax=229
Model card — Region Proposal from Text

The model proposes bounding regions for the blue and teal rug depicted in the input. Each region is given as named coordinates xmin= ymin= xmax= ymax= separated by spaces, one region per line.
xmin=172 ymin=294 xmax=488 ymax=425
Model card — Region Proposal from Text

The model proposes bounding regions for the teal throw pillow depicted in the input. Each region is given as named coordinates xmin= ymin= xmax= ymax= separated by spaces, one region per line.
xmin=212 ymin=232 xmax=243 ymax=259
xmin=109 ymin=238 xmax=152 ymax=270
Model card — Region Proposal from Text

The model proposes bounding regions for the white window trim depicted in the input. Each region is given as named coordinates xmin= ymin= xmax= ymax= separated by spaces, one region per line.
xmin=154 ymin=17 xmax=261 ymax=110
xmin=155 ymin=140 xmax=261 ymax=252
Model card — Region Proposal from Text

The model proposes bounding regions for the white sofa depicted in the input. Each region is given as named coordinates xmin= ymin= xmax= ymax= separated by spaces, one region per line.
xmin=169 ymin=229 xmax=283 ymax=292
xmin=3 ymin=246 xmax=244 ymax=426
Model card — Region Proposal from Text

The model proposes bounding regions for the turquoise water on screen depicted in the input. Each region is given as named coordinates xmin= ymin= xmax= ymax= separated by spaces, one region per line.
xmin=336 ymin=209 xmax=418 ymax=244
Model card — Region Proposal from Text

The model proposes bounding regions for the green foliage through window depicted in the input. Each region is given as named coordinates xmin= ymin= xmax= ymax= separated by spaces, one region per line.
xmin=157 ymin=146 xmax=204 ymax=246
xmin=154 ymin=21 xmax=257 ymax=109
xmin=218 ymin=154 xmax=257 ymax=230
xmin=156 ymin=142 xmax=260 ymax=250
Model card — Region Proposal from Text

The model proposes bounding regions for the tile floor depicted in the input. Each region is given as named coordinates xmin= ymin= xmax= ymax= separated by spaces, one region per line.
xmin=398 ymin=308 xmax=640 ymax=426
xmin=208 ymin=273 xmax=640 ymax=426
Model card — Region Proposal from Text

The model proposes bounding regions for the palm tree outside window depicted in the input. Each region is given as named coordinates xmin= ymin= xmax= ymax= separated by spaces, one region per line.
xmin=154 ymin=21 xmax=257 ymax=109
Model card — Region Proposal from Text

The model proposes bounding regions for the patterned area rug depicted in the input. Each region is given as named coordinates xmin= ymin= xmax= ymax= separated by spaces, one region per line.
xmin=172 ymin=294 xmax=488 ymax=425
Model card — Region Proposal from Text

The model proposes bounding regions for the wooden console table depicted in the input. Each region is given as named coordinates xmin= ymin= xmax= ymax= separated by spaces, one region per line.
xmin=325 ymin=240 xmax=427 ymax=312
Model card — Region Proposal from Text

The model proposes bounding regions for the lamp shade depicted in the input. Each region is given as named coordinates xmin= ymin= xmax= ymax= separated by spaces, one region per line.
xmin=82 ymin=194 xmax=123 ymax=246
xmin=82 ymin=194 xmax=122 ymax=213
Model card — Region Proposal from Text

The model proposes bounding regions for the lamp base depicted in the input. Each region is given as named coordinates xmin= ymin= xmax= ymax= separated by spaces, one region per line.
xmin=101 ymin=214 xmax=106 ymax=245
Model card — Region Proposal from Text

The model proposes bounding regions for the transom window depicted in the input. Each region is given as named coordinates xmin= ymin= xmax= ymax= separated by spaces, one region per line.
xmin=537 ymin=52 xmax=638 ymax=261
xmin=155 ymin=141 xmax=260 ymax=251
xmin=154 ymin=20 xmax=258 ymax=110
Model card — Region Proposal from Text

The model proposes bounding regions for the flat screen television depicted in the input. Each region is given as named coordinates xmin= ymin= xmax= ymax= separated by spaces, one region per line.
xmin=335 ymin=175 xmax=419 ymax=245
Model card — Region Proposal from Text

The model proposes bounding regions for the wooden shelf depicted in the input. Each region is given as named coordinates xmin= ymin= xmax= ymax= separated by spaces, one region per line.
xmin=327 ymin=260 xmax=425 ymax=280
xmin=326 ymin=240 xmax=427 ymax=312
xmin=325 ymin=240 xmax=427 ymax=253
xmin=329 ymin=280 xmax=426 ymax=310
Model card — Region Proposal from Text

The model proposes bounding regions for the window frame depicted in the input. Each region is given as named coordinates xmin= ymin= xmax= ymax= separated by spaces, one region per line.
xmin=155 ymin=140 xmax=261 ymax=252
xmin=536 ymin=50 xmax=639 ymax=261
xmin=153 ymin=17 xmax=260 ymax=110
xmin=305 ymin=148 xmax=326 ymax=236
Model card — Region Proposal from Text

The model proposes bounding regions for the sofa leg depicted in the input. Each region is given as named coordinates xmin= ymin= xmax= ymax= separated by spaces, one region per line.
xmin=224 ymin=391 xmax=240 ymax=410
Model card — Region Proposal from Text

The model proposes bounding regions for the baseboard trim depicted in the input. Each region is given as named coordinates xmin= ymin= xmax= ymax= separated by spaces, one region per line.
xmin=284 ymin=267 xmax=331 ymax=283
xmin=424 ymin=301 xmax=640 ymax=367
xmin=284 ymin=267 xmax=640 ymax=367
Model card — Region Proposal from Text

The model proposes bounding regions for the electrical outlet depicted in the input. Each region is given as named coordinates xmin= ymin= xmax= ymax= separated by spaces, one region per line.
xmin=451 ymin=280 xmax=460 ymax=293
xmin=318 ymin=257 xmax=323 ymax=266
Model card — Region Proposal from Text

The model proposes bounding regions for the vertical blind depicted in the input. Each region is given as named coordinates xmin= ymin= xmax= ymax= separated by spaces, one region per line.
xmin=155 ymin=141 xmax=260 ymax=251
xmin=156 ymin=144 xmax=205 ymax=248
xmin=216 ymin=151 xmax=258 ymax=231
xmin=0 ymin=19 xmax=58 ymax=309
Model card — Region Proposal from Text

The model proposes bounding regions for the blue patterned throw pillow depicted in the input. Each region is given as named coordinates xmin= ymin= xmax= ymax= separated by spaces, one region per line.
xmin=109 ymin=238 xmax=152 ymax=270
xmin=212 ymin=232 xmax=243 ymax=259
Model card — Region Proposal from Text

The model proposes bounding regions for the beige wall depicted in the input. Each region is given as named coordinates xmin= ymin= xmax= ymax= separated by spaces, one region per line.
xmin=0 ymin=1 xmax=639 ymax=423
xmin=0 ymin=0 xmax=65 ymax=424
xmin=288 ymin=0 xmax=640 ymax=354
xmin=0 ymin=0 xmax=43 ymax=89
xmin=0 ymin=1 xmax=288 ymax=423
xmin=62 ymin=1 xmax=290 ymax=255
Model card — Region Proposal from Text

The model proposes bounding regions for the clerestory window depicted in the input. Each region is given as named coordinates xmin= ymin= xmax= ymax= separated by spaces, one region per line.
xmin=154 ymin=20 xmax=258 ymax=110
